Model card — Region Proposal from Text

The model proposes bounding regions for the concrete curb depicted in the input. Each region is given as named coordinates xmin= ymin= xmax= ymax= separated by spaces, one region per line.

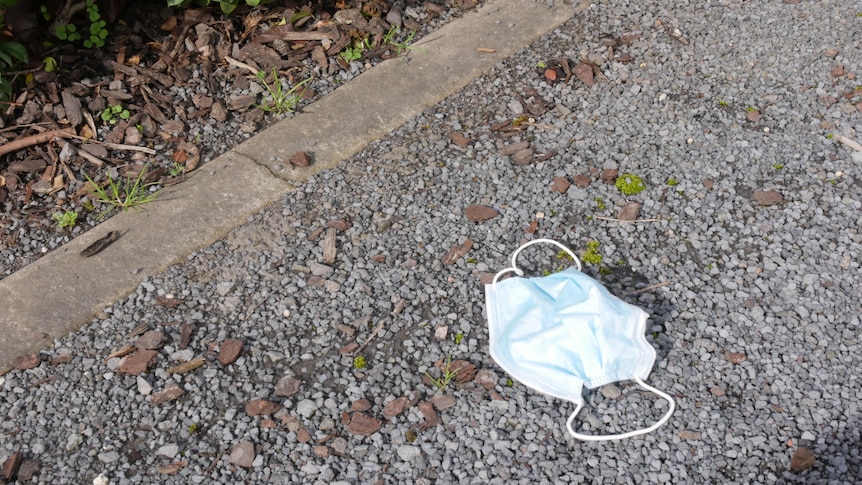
xmin=0 ymin=0 xmax=589 ymax=372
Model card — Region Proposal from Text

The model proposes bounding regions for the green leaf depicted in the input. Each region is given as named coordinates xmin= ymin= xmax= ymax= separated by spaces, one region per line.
xmin=43 ymin=56 xmax=57 ymax=73
xmin=289 ymin=10 xmax=312 ymax=24
xmin=220 ymin=1 xmax=237 ymax=15
xmin=166 ymin=0 xmax=186 ymax=6
xmin=1 ymin=42 xmax=28 ymax=64
xmin=247 ymin=0 xmax=260 ymax=6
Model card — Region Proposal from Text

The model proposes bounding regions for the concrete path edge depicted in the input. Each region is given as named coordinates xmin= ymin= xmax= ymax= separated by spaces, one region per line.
xmin=0 ymin=0 xmax=589 ymax=373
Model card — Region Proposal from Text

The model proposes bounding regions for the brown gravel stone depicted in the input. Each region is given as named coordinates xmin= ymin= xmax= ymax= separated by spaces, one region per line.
xmin=710 ymin=385 xmax=726 ymax=397
xmin=501 ymin=140 xmax=529 ymax=155
xmin=351 ymin=399 xmax=373 ymax=412
xmin=347 ymin=413 xmax=382 ymax=436
xmin=297 ymin=428 xmax=311 ymax=443
xmin=150 ymin=384 xmax=185 ymax=405
xmin=572 ymin=174 xmax=591 ymax=187
xmin=600 ymin=169 xmax=619 ymax=184
xmin=618 ymin=202 xmax=642 ymax=221
xmin=327 ymin=219 xmax=352 ymax=231
xmin=313 ymin=445 xmax=330 ymax=458
xmin=16 ymin=460 xmax=39 ymax=481
xmin=752 ymin=190 xmax=784 ymax=206
xmin=447 ymin=360 xmax=477 ymax=384
xmin=511 ymin=148 xmax=534 ymax=166
xmin=2 ymin=451 xmax=22 ymax=481
xmin=135 ymin=330 xmax=165 ymax=350
xmin=49 ymin=354 xmax=72 ymax=366
xmin=703 ymin=178 xmax=715 ymax=190
xmin=418 ymin=401 xmax=438 ymax=421
xmin=473 ymin=369 xmax=498 ymax=390
xmin=13 ymin=354 xmax=40 ymax=370
xmin=464 ymin=205 xmax=499 ymax=222
xmin=290 ymin=151 xmax=311 ymax=167
xmin=678 ymin=430 xmax=702 ymax=441
xmin=275 ymin=376 xmax=301 ymax=397
xmin=118 ymin=350 xmax=158 ymax=375
xmin=746 ymin=110 xmax=761 ymax=122
xmin=726 ymin=352 xmax=747 ymax=364
xmin=229 ymin=440 xmax=255 ymax=468
xmin=218 ymin=338 xmax=243 ymax=365
xmin=550 ymin=177 xmax=570 ymax=194
xmin=246 ymin=399 xmax=281 ymax=416
xmin=790 ymin=447 xmax=815 ymax=473
xmin=450 ymin=132 xmax=470 ymax=148
xmin=429 ymin=394 xmax=457 ymax=411
xmin=824 ymin=48 xmax=838 ymax=58
xmin=382 ymin=397 xmax=409 ymax=419
xmin=830 ymin=64 xmax=845 ymax=77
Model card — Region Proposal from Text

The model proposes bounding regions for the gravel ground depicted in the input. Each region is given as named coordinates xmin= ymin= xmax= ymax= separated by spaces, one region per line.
xmin=3 ymin=0 xmax=862 ymax=483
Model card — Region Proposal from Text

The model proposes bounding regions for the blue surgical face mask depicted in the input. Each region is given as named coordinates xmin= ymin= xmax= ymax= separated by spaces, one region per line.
xmin=484 ymin=239 xmax=675 ymax=441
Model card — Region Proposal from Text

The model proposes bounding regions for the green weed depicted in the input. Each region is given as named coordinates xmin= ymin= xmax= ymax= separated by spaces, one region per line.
xmin=615 ymin=173 xmax=646 ymax=195
xmin=454 ymin=333 xmax=464 ymax=345
xmin=84 ymin=169 xmax=163 ymax=216
xmin=424 ymin=355 xmax=462 ymax=392
xmin=52 ymin=210 xmax=79 ymax=228
xmin=582 ymin=240 xmax=603 ymax=265
xmin=353 ymin=355 xmax=366 ymax=369
xmin=255 ymin=69 xmax=311 ymax=114
xmin=101 ymin=104 xmax=130 ymax=124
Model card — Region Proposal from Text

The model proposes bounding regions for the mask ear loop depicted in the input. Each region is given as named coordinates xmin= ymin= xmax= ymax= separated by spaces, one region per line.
xmin=565 ymin=376 xmax=676 ymax=441
xmin=510 ymin=238 xmax=582 ymax=272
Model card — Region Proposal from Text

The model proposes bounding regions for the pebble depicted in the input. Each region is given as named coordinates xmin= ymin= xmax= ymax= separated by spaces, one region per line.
xmin=396 ymin=445 xmax=421 ymax=461
xmin=295 ymin=399 xmax=318 ymax=418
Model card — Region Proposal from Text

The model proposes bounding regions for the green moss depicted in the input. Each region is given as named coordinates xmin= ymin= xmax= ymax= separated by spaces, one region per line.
xmin=353 ymin=355 xmax=366 ymax=369
xmin=594 ymin=197 xmax=606 ymax=210
xmin=615 ymin=173 xmax=646 ymax=195
xmin=506 ymin=378 xmax=514 ymax=387
xmin=466 ymin=257 xmax=477 ymax=264
xmin=772 ymin=163 xmax=783 ymax=170
xmin=556 ymin=250 xmax=574 ymax=262
xmin=667 ymin=178 xmax=678 ymax=186
xmin=454 ymin=333 xmax=464 ymax=345
xmin=582 ymin=241 xmax=603 ymax=265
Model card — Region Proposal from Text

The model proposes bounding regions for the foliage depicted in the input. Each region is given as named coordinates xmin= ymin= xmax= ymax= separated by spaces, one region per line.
xmin=101 ymin=104 xmax=130 ymax=124
xmin=453 ymin=333 xmax=463 ymax=345
xmin=84 ymin=169 xmax=163 ymax=216
xmin=582 ymin=240 xmax=603 ymax=265
xmin=0 ymin=40 xmax=26 ymax=101
xmin=52 ymin=210 xmax=79 ymax=228
xmin=353 ymin=355 xmax=366 ymax=369
xmin=54 ymin=0 xmax=108 ymax=48
xmin=255 ymin=69 xmax=310 ymax=114
xmin=615 ymin=173 xmax=646 ymax=195
xmin=424 ymin=355 xmax=462 ymax=392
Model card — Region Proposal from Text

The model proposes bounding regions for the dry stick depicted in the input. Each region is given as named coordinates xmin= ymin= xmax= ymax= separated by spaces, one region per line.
xmin=224 ymin=56 xmax=260 ymax=76
xmin=624 ymin=280 xmax=673 ymax=297
xmin=0 ymin=128 xmax=75 ymax=157
xmin=835 ymin=135 xmax=862 ymax=152
xmin=62 ymin=133 xmax=157 ymax=155
xmin=594 ymin=216 xmax=663 ymax=223
xmin=353 ymin=322 xmax=385 ymax=355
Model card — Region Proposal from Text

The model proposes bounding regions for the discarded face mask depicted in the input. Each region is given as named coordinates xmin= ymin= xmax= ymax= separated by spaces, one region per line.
xmin=484 ymin=238 xmax=675 ymax=441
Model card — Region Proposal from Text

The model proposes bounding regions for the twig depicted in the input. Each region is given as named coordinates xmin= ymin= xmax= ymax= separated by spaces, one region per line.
xmin=835 ymin=135 xmax=862 ymax=152
xmin=0 ymin=128 xmax=75 ymax=157
xmin=623 ymin=280 xmax=673 ymax=297
xmin=62 ymin=133 xmax=157 ymax=155
xmin=224 ymin=56 xmax=260 ymax=75
xmin=594 ymin=216 xmax=663 ymax=223
xmin=353 ymin=322 xmax=384 ymax=355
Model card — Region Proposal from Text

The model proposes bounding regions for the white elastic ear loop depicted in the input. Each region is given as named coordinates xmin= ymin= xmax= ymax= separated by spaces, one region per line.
xmin=510 ymin=238 xmax=582 ymax=272
xmin=565 ymin=376 xmax=676 ymax=441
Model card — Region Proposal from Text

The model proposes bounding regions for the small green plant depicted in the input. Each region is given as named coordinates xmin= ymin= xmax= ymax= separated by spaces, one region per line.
xmin=101 ymin=104 xmax=130 ymax=124
xmin=667 ymin=178 xmax=678 ymax=186
xmin=466 ymin=257 xmax=477 ymax=264
xmin=556 ymin=250 xmax=573 ymax=262
xmin=388 ymin=30 xmax=417 ymax=55
xmin=826 ymin=133 xmax=834 ymax=139
xmin=615 ymin=173 xmax=646 ymax=195
xmin=706 ymin=263 xmax=714 ymax=270
xmin=353 ymin=355 xmax=366 ymax=369
xmin=0 ymin=40 xmax=27 ymax=101
xmin=340 ymin=45 xmax=363 ymax=62
xmin=599 ymin=266 xmax=611 ymax=275
xmin=772 ymin=163 xmax=784 ymax=170
xmin=84 ymin=169 xmax=163 ymax=216
xmin=188 ymin=423 xmax=199 ymax=434
xmin=52 ymin=210 xmax=79 ymax=228
xmin=718 ymin=99 xmax=729 ymax=107
xmin=83 ymin=0 xmax=108 ymax=48
xmin=616 ymin=259 xmax=626 ymax=266
xmin=255 ymin=69 xmax=311 ymax=114
xmin=582 ymin=240 xmax=603 ymax=265
xmin=55 ymin=23 xmax=82 ymax=42
xmin=536 ymin=60 xmax=547 ymax=69
xmin=746 ymin=106 xmax=757 ymax=112
xmin=424 ymin=355 xmax=462 ymax=392
xmin=42 ymin=56 xmax=58 ymax=73
xmin=170 ymin=162 xmax=185 ymax=177
xmin=454 ymin=333 xmax=464 ymax=345
xmin=550 ymin=210 xmax=558 ymax=217
xmin=506 ymin=378 xmax=514 ymax=387
xmin=594 ymin=197 xmax=606 ymax=210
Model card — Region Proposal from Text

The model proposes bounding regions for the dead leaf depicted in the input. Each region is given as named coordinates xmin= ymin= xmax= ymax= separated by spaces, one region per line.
xmin=441 ymin=239 xmax=473 ymax=265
